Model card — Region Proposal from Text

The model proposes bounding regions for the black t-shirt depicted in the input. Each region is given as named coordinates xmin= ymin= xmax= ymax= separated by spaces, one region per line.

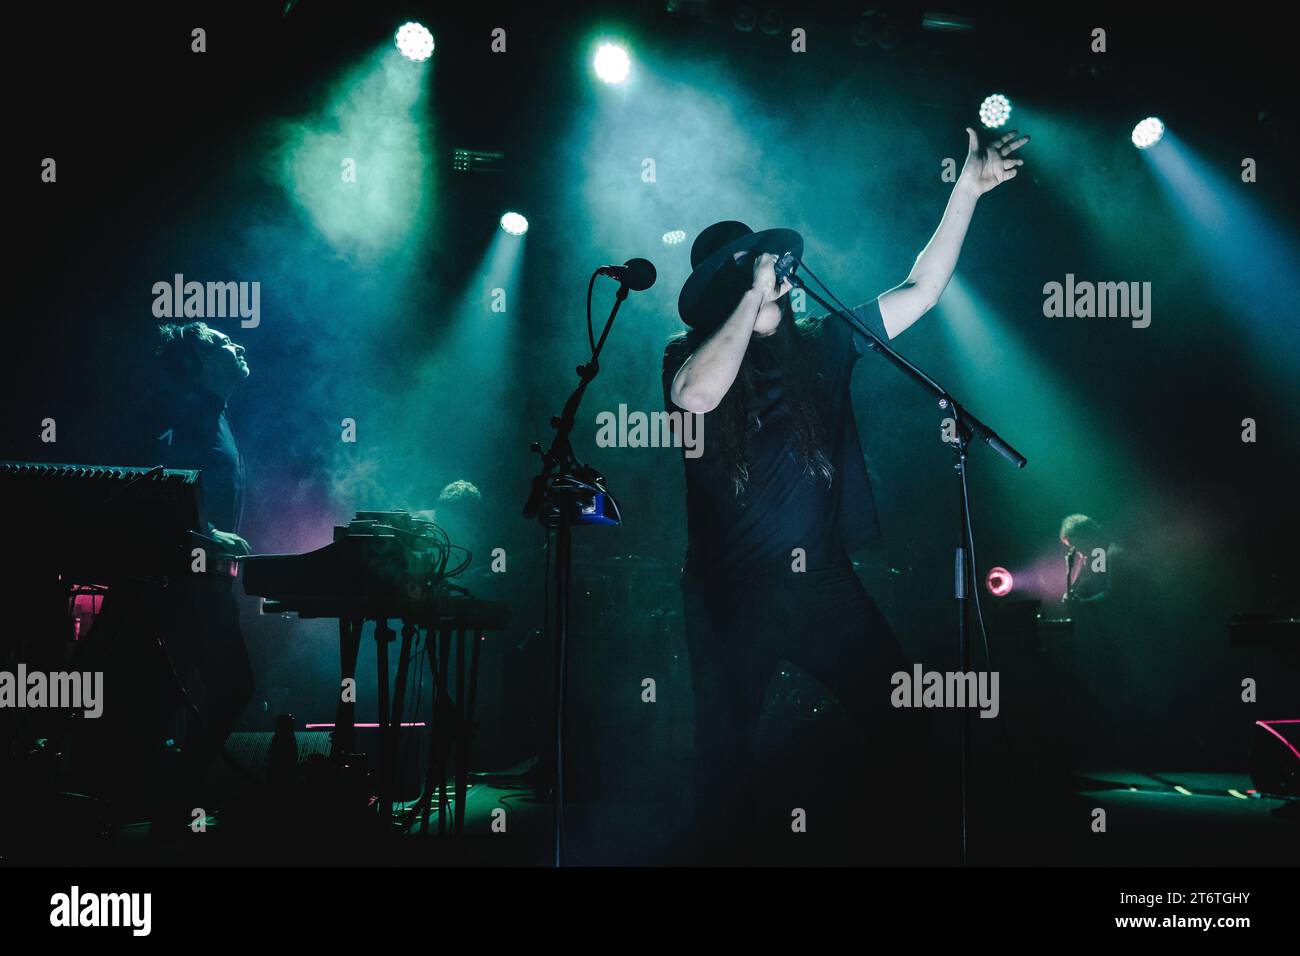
xmin=141 ymin=387 xmax=245 ymax=534
xmin=662 ymin=300 xmax=886 ymax=582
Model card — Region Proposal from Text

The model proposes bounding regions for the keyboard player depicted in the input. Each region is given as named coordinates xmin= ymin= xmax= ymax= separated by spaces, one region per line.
xmin=140 ymin=321 xmax=256 ymax=832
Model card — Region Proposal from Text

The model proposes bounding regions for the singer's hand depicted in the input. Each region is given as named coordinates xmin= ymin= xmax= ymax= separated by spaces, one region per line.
xmin=751 ymin=252 xmax=793 ymax=303
xmin=959 ymin=127 xmax=1029 ymax=196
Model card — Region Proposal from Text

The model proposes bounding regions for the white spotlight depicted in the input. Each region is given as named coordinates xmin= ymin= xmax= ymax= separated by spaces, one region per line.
xmin=500 ymin=212 xmax=529 ymax=236
xmin=594 ymin=44 xmax=631 ymax=84
xmin=395 ymin=22 xmax=434 ymax=62
xmin=1131 ymin=117 xmax=1165 ymax=149
xmin=979 ymin=93 xmax=1012 ymax=129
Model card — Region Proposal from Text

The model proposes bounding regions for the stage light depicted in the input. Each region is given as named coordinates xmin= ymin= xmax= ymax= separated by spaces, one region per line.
xmin=1131 ymin=116 xmax=1165 ymax=149
xmin=979 ymin=94 xmax=1012 ymax=129
xmin=593 ymin=44 xmax=631 ymax=84
xmin=758 ymin=8 xmax=783 ymax=36
xmin=395 ymin=22 xmax=434 ymax=62
xmin=985 ymin=566 xmax=1014 ymax=597
xmin=662 ymin=230 xmax=687 ymax=245
xmin=851 ymin=13 xmax=876 ymax=47
xmin=875 ymin=14 xmax=903 ymax=50
xmin=499 ymin=212 xmax=529 ymax=236
xmin=922 ymin=12 xmax=975 ymax=31
xmin=451 ymin=148 xmax=505 ymax=174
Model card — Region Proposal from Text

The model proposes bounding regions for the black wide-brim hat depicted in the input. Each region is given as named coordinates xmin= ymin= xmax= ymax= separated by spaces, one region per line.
xmin=677 ymin=220 xmax=804 ymax=329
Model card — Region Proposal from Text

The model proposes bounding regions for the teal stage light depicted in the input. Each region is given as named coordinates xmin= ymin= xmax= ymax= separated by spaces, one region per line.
xmin=594 ymin=44 xmax=631 ymax=84
xmin=395 ymin=22 xmax=434 ymax=62
xmin=500 ymin=212 xmax=529 ymax=236
xmin=1131 ymin=116 xmax=1165 ymax=149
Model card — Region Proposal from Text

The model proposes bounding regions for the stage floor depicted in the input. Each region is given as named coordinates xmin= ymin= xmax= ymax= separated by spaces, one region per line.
xmin=5 ymin=766 xmax=1295 ymax=867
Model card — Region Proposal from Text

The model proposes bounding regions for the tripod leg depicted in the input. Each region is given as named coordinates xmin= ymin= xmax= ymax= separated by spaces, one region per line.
xmin=436 ymin=629 xmax=452 ymax=835
xmin=376 ymin=620 xmax=416 ymax=824
xmin=421 ymin=629 xmax=437 ymax=836
xmin=454 ymin=629 xmax=467 ymax=835
xmin=387 ymin=623 xmax=414 ymax=816
xmin=458 ymin=630 xmax=484 ymax=836
xmin=375 ymin=622 xmax=391 ymax=821
xmin=334 ymin=619 xmax=363 ymax=757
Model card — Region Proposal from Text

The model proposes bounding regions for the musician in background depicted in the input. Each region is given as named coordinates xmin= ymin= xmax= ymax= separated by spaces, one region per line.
xmin=420 ymin=480 xmax=485 ymax=569
xmin=1057 ymin=512 xmax=1151 ymax=764
xmin=1059 ymin=513 xmax=1120 ymax=604
xmin=144 ymin=321 xmax=256 ymax=828
xmin=153 ymin=322 xmax=250 ymax=556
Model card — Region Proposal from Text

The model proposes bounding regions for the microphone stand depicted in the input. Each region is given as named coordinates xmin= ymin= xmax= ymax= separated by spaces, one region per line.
xmin=786 ymin=270 xmax=1026 ymax=866
xmin=521 ymin=277 xmax=629 ymax=867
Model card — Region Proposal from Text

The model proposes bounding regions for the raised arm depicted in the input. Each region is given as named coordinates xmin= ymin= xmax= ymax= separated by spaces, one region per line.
xmin=877 ymin=127 xmax=1028 ymax=339
xmin=670 ymin=252 xmax=790 ymax=413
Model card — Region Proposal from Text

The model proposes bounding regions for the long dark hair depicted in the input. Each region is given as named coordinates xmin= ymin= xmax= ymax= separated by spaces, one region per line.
xmin=678 ymin=291 xmax=834 ymax=499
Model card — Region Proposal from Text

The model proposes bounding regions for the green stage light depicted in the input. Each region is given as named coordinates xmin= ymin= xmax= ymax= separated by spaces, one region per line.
xmin=1131 ymin=116 xmax=1165 ymax=149
xmin=500 ymin=212 xmax=529 ymax=236
xmin=662 ymin=230 xmax=687 ymax=245
xmin=395 ymin=22 xmax=434 ymax=62
xmin=593 ymin=44 xmax=631 ymax=84
xmin=979 ymin=94 xmax=1012 ymax=129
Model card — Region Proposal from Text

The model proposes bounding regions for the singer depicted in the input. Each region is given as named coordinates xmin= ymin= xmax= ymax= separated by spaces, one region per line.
xmin=662 ymin=128 xmax=1028 ymax=862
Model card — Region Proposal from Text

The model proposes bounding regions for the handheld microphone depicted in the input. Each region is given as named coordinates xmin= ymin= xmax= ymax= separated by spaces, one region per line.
xmin=597 ymin=258 xmax=657 ymax=292
xmin=773 ymin=252 xmax=799 ymax=285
